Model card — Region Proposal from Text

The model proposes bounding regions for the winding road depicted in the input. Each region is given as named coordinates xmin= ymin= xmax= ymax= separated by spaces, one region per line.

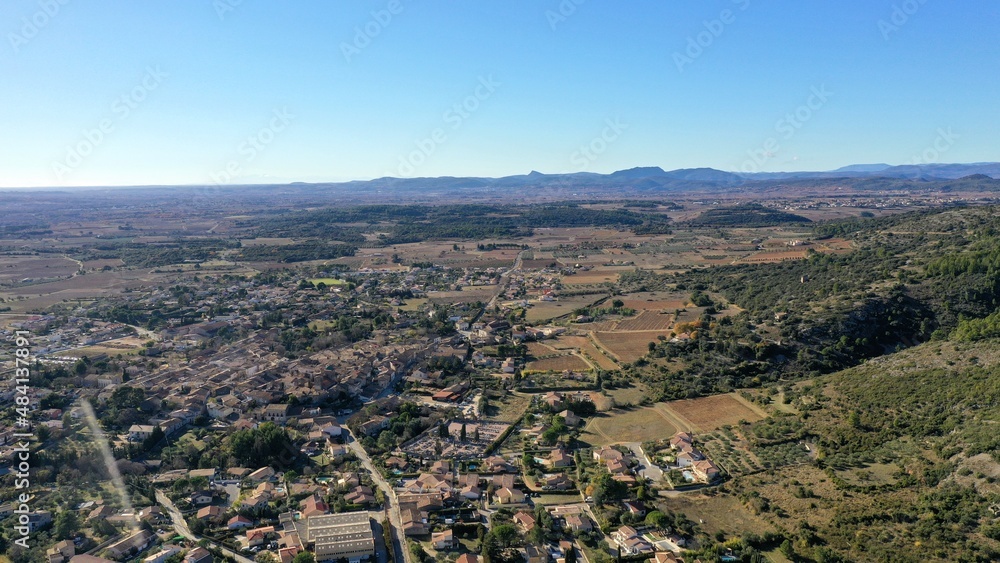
xmin=155 ymin=489 xmax=254 ymax=563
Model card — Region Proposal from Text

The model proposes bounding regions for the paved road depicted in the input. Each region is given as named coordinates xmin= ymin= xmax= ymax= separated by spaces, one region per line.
xmin=345 ymin=430 xmax=411 ymax=563
xmin=155 ymin=489 xmax=254 ymax=563
xmin=486 ymin=250 xmax=526 ymax=310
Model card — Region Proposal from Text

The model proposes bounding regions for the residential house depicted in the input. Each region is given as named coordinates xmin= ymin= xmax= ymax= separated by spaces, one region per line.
xmin=548 ymin=448 xmax=573 ymax=468
xmin=495 ymin=487 xmax=526 ymax=504
xmin=244 ymin=526 xmax=275 ymax=548
xmin=189 ymin=491 xmax=214 ymax=505
xmin=557 ymin=410 xmax=581 ymax=427
xmin=183 ymin=547 xmax=213 ymax=563
xmin=228 ymin=516 xmax=254 ymax=530
xmin=611 ymin=526 xmax=653 ymax=556
xmin=142 ymin=545 xmax=182 ymax=563
xmin=262 ymin=403 xmax=290 ymax=423
xmin=247 ymin=466 xmax=275 ymax=482
xmin=431 ymin=529 xmax=456 ymax=550
xmin=128 ymin=425 xmax=156 ymax=442
xmin=46 ymin=540 xmax=75 ymax=563
xmin=300 ymin=494 xmax=329 ymax=518
xmin=563 ymin=514 xmax=593 ymax=533
xmin=106 ymin=530 xmax=153 ymax=560
xmin=513 ymin=512 xmax=536 ymax=533
xmin=195 ymin=506 xmax=224 ymax=521
xmin=593 ymin=446 xmax=624 ymax=463
xmin=692 ymin=460 xmax=720 ymax=482
xmin=623 ymin=501 xmax=647 ymax=518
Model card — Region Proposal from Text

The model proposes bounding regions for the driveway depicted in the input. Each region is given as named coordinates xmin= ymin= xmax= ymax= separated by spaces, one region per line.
xmin=622 ymin=442 xmax=663 ymax=483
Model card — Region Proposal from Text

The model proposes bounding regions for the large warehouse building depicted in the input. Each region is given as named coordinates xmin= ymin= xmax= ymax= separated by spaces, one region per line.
xmin=296 ymin=512 xmax=375 ymax=562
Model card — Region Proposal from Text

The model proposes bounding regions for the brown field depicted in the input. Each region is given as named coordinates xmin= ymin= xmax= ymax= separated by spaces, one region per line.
xmin=0 ymin=254 xmax=79 ymax=284
xmin=54 ymin=336 xmax=147 ymax=358
xmin=547 ymin=335 xmax=619 ymax=370
xmin=560 ymin=270 xmax=619 ymax=285
xmin=657 ymin=493 xmax=774 ymax=538
xmin=593 ymin=330 xmax=667 ymax=363
xmin=525 ymin=354 xmax=591 ymax=372
xmin=521 ymin=259 xmax=559 ymax=269
xmin=0 ymin=269 xmax=186 ymax=313
xmin=615 ymin=310 xmax=675 ymax=331
xmin=525 ymin=294 xmax=605 ymax=323
xmin=525 ymin=341 xmax=558 ymax=357
xmin=657 ymin=393 xmax=767 ymax=432
xmin=427 ymin=287 xmax=497 ymax=304
xmin=581 ymin=407 xmax=678 ymax=446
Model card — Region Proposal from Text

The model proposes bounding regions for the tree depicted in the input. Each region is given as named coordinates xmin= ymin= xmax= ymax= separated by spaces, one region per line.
xmin=438 ymin=424 xmax=449 ymax=439
xmin=410 ymin=541 xmax=428 ymax=563
xmin=644 ymin=511 xmax=670 ymax=530
xmin=612 ymin=299 xmax=625 ymax=309
xmin=292 ymin=552 xmax=316 ymax=563
xmin=591 ymin=473 xmax=628 ymax=505
xmin=482 ymin=523 xmax=522 ymax=563
xmin=460 ymin=424 xmax=467 ymax=442
xmin=565 ymin=548 xmax=577 ymax=563
xmin=779 ymin=539 xmax=795 ymax=560
xmin=54 ymin=510 xmax=80 ymax=540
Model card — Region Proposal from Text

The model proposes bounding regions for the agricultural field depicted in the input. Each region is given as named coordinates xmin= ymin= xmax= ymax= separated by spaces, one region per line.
xmin=581 ymin=407 xmax=678 ymax=446
xmin=559 ymin=269 xmax=620 ymax=285
xmin=524 ymin=354 xmax=590 ymax=372
xmin=525 ymin=294 xmax=605 ymax=323
xmin=593 ymin=330 xmax=668 ymax=362
xmin=0 ymin=254 xmax=79 ymax=285
xmin=656 ymin=393 xmax=767 ymax=432
xmin=615 ymin=310 xmax=675 ymax=331
xmin=545 ymin=335 xmax=618 ymax=370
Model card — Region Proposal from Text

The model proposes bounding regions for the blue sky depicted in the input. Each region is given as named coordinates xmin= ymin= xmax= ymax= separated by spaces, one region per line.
xmin=2 ymin=0 xmax=998 ymax=187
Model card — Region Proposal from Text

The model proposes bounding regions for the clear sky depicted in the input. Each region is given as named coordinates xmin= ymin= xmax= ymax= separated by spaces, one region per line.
xmin=2 ymin=0 xmax=998 ymax=187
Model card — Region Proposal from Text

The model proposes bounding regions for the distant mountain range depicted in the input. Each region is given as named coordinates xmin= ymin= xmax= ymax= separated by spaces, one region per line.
xmin=19 ymin=163 xmax=1000 ymax=204
xmin=316 ymin=163 xmax=1000 ymax=195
